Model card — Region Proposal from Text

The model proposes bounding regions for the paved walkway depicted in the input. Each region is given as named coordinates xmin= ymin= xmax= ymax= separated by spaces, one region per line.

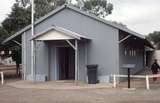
xmin=7 ymin=80 xmax=113 ymax=90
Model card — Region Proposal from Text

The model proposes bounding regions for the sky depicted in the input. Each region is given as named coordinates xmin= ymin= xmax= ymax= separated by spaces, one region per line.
xmin=0 ymin=0 xmax=15 ymax=23
xmin=106 ymin=0 xmax=160 ymax=35
xmin=0 ymin=0 xmax=160 ymax=35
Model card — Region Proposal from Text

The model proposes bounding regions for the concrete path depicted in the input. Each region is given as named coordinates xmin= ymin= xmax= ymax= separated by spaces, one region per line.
xmin=7 ymin=80 xmax=113 ymax=90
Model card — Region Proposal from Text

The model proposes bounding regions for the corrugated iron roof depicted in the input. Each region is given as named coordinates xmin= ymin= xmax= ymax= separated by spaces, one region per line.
xmin=2 ymin=4 xmax=146 ymax=44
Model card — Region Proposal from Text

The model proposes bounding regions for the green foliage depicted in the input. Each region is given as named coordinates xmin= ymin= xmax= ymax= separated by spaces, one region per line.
xmin=11 ymin=48 xmax=21 ymax=63
xmin=0 ymin=26 xmax=10 ymax=50
xmin=20 ymin=0 xmax=113 ymax=19
xmin=2 ymin=3 xmax=31 ymax=35
xmin=146 ymin=31 xmax=160 ymax=49
xmin=147 ymin=31 xmax=160 ymax=44
xmin=34 ymin=0 xmax=65 ymax=19
xmin=34 ymin=0 xmax=54 ymax=19
xmin=83 ymin=0 xmax=113 ymax=17
xmin=0 ymin=26 xmax=9 ymax=42
xmin=19 ymin=0 xmax=66 ymax=19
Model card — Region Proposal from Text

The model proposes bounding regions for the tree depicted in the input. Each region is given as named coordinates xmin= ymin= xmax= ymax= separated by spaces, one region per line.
xmin=18 ymin=0 xmax=66 ymax=19
xmin=82 ymin=0 xmax=113 ymax=17
xmin=11 ymin=47 xmax=21 ymax=76
xmin=18 ymin=0 xmax=113 ymax=19
xmin=0 ymin=26 xmax=10 ymax=51
xmin=34 ymin=0 xmax=66 ymax=19
xmin=146 ymin=31 xmax=160 ymax=49
xmin=2 ymin=2 xmax=31 ymax=35
xmin=0 ymin=26 xmax=22 ymax=76
xmin=0 ymin=26 xmax=9 ymax=43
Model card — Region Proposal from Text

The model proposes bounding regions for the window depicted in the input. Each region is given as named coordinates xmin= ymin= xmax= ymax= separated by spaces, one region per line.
xmin=133 ymin=50 xmax=136 ymax=56
xmin=0 ymin=51 xmax=4 ymax=55
xmin=124 ymin=49 xmax=127 ymax=56
xmin=9 ymin=51 xmax=12 ymax=54
xmin=129 ymin=50 xmax=132 ymax=56
xmin=131 ymin=49 xmax=136 ymax=56
xmin=124 ymin=48 xmax=136 ymax=57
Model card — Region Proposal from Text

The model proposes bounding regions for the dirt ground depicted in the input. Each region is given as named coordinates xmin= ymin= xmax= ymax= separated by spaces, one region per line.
xmin=0 ymin=79 xmax=160 ymax=103
xmin=0 ymin=68 xmax=160 ymax=103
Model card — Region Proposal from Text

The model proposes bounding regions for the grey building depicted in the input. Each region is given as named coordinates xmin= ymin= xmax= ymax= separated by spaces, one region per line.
xmin=3 ymin=5 xmax=153 ymax=83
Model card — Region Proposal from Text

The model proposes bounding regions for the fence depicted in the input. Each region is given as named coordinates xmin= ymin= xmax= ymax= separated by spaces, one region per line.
xmin=112 ymin=74 xmax=160 ymax=90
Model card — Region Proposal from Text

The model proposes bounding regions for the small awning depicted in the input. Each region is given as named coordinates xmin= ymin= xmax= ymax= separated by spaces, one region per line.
xmin=31 ymin=26 xmax=89 ymax=41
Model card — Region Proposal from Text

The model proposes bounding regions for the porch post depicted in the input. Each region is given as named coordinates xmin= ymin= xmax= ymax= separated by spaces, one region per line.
xmin=23 ymin=32 xmax=26 ymax=80
xmin=75 ymin=39 xmax=78 ymax=85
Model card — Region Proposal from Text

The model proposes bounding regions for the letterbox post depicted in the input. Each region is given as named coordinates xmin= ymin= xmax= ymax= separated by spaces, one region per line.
xmin=128 ymin=68 xmax=130 ymax=88
xmin=122 ymin=64 xmax=135 ymax=89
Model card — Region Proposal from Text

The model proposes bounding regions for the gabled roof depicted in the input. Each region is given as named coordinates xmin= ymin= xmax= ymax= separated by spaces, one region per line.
xmin=3 ymin=4 xmax=145 ymax=44
xmin=31 ymin=26 xmax=89 ymax=40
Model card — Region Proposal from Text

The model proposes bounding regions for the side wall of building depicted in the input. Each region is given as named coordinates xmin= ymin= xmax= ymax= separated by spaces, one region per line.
xmin=119 ymin=31 xmax=145 ymax=76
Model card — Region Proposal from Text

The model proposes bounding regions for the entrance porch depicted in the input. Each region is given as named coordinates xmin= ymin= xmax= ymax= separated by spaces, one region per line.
xmin=30 ymin=26 xmax=89 ymax=82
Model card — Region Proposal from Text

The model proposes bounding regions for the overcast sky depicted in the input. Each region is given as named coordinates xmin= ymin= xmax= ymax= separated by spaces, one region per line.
xmin=0 ymin=0 xmax=14 ymax=23
xmin=0 ymin=0 xmax=160 ymax=35
xmin=107 ymin=0 xmax=160 ymax=35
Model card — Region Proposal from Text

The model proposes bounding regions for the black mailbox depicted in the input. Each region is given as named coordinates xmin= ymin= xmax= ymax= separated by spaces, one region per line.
xmin=122 ymin=64 xmax=135 ymax=88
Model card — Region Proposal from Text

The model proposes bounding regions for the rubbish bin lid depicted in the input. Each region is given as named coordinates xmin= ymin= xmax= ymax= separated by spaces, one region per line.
xmin=87 ymin=64 xmax=98 ymax=68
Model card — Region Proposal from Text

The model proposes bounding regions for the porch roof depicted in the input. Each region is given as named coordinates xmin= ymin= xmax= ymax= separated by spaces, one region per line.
xmin=31 ymin=26 xmax=89 ymax=41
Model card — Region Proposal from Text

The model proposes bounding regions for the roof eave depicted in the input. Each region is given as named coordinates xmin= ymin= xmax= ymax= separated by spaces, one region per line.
xmin=2 ymin=5 xmax=67 ymax=44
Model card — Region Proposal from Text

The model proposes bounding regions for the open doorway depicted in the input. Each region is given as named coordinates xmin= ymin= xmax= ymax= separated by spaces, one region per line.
xmin=57 ymin=47 xmax=75 ymax=80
